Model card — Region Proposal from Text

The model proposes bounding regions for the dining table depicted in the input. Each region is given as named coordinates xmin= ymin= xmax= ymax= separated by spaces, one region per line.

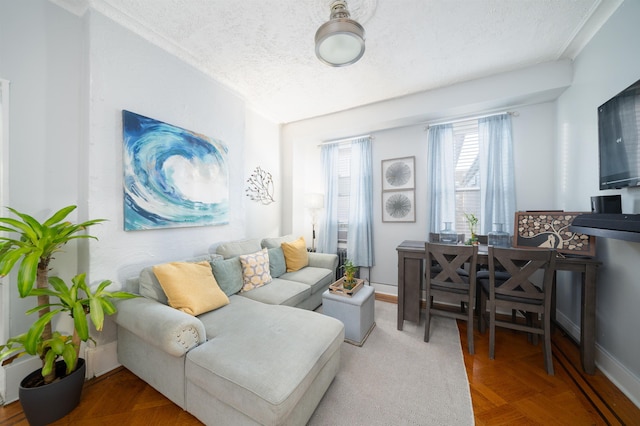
xmin=396 ymin=240 xmax=601 ymax=374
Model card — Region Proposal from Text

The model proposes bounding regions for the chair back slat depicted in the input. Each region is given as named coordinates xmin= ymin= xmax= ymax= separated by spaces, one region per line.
xmin=426 ymin=243 xmax=478 ymax=285
xmin=488 ymin=246 xmax=556 ymax=303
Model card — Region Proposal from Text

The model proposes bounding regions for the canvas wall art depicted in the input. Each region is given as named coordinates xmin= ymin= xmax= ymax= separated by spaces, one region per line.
xmin=122 ymin=110 xmax=229 ymax=231
xmin=513 ymin=211 xmax=596 ymax=256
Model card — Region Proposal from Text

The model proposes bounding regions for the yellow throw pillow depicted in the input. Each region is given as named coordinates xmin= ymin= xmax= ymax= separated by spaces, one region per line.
xmin=281 ymin=237 xmax=309 ymax=272
xmin=153 ymin=261 xmax=229 ymax=316
xmin=239 ymin=248 xmax=272 ymax=292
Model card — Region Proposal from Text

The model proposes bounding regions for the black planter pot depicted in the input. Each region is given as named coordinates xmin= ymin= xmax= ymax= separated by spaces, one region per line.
xmin=19 ymin=358 xmax=86 ymax=426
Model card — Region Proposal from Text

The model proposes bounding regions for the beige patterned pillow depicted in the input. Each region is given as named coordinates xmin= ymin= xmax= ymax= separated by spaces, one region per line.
xmin=239 ymin=248 xmax=272 ymax=292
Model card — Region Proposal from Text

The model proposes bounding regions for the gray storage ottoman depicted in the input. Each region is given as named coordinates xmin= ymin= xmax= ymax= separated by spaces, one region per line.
xmin=322 ymin=285 xmax=375 ymax=346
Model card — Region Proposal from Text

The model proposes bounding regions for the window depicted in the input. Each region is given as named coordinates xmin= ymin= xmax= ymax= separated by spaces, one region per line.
xmin=337 ymin=144 xmax=351 ymax=247
xmin=319 ymin=137 xmax=373 ymax=265
xmin=453 ymin=119 xmax=480 ymax=236
xmin=429 ymin=113 xmax=515 ymax=238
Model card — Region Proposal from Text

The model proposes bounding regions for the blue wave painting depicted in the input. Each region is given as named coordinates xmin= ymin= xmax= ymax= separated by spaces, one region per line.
xmin=122 ymin=110 xmax=229 ymax=231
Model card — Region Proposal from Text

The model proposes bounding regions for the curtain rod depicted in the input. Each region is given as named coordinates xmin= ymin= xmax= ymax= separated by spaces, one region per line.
xmin=318 ymin=134 xmax=372 ymax=147
xmin=424 ymin=110 xmax=519 ymax=129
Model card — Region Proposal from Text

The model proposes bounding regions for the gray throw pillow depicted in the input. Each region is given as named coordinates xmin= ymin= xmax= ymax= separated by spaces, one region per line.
xmin=139 ymin=266 xmax=169 ymax=305
xmin=261 ymin=235 xmax=296 ymax=249
xmin=268 ymin=247 xmax=286 ymax=278
xmin=211 ymin=257 xmax=244 ymax=296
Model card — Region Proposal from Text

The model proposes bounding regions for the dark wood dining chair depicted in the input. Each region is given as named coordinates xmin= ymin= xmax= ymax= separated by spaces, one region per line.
xmin=478 ymin=246 xmax=557 ymax=374
xmin=424 ymin=242 xmax=478 ymax=354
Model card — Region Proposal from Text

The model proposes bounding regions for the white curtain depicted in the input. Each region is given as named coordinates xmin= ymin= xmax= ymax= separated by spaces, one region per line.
xmin=427 ymin=124 xmax=456 ymax=234
xmin=347 ymin=137 xmax=374 ymax=267
xmin=317 ymin=143 xmax=339 ymax=254
xmin=479 ymin=114 xmax=516 ymax=234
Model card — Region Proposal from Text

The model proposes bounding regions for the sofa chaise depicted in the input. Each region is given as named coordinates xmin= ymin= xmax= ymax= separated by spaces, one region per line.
xmin=113 ymin=235 xmax=343 ymax=425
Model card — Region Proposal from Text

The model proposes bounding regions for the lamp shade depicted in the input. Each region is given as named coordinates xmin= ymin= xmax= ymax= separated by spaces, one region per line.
xmin=315 ymin=1 xmax=365 ymax=67
xmin=315 ymin=19 xmax=365 ymax=66
xmin=305 ymin=193 xmax=325 ymax=210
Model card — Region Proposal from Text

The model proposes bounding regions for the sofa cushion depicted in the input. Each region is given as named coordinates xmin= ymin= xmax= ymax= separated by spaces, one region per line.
xmin=281 ymin=237 xmax=309 ymax=272
xmin=210 ymin=257 xmax=244 ymax=296
xmin=216 ymin=238 xmax=262 ymax=259
xmin=239 ymin=248 xmax=272 ymax=292
xmin=153 ymin=261 xmax=229 ymax=316
xmin=139 ymin=266 xmax=169 ymax=305
xmin=268 ymin=247 xmax=286 ymax=278
xmin=189 ymin=297 xmax=344 ymax=425
xmin=280 ymin=267 xmax=335 ymax=294
xmin=261 ymin=234 xmax=297 ymax=249
xmin=238 ymin=278 xmax=310 ymax=307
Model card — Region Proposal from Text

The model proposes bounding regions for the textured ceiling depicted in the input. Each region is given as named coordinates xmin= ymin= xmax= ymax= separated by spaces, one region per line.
xmin=55 ymin=0 xmax=621 ymax=123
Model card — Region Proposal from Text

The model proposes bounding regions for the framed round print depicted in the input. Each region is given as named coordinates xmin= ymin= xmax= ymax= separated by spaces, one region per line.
xmin=382 ymin=190 xmax=415 ymax=222
xmin=381 ymin=156 xmax=415 ymax=191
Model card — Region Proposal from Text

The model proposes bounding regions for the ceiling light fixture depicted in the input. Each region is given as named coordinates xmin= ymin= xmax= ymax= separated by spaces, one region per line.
xmin=315 ymin=0 xmax=365 ymax=67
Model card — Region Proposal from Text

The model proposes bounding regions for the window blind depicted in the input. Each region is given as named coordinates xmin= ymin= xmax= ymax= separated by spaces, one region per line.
xmin=337 ymin=144 xmax=351 ymax=245
xmin=452 ymin=119 xmax=480 ymax=236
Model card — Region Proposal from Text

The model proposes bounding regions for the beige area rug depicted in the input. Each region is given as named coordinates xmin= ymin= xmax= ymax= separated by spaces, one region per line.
xmin=309 ymin=300 xmax=474 ymax=426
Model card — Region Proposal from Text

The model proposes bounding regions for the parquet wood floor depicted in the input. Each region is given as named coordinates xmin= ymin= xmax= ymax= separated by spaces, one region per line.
xmin=2 ymin=301 xmax=639 ymax=425
xmin=458 ymin=320 xmax=640 ymax=425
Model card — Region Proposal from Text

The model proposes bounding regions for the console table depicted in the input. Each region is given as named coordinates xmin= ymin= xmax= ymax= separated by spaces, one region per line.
xmin=396 ymin=240 xmax=601 ymax=375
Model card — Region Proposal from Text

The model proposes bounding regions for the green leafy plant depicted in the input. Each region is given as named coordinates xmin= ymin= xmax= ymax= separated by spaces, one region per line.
xmin=341 ymin=259 xmax=359 ymax=289
xmin=0 ymin=205 xmax=136 ymax=385
xmin=463 ymin=212 xmax=479 ymax=245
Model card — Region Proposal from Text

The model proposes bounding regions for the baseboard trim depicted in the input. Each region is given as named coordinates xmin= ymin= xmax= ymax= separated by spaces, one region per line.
xmin=85 ymin=341 xmax=120 ymax=379
xmin=374 ymin=292 xmax=397 ymax=304
xmin=595 ymin=342 xmax=640 ymax=408
xmin=2 ymin=356 xmax=41 ymax=404
xmin=555 ymin=310 xmax=640 ymax=408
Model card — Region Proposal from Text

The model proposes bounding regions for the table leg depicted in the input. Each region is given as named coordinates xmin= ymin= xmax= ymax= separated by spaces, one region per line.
xmin=404 ymin=258 xmax=422 ymax=325
xmin=397 ymin=252 xmax=405 ymax=330
xmin=581 ymin=264 xmax=597 ymax=375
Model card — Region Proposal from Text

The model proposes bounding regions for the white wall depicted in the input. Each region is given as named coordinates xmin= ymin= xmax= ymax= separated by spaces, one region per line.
xmin=0 ymin=0 xmax=83 ymax=337
xmin=0 ymin=0 xmax=85 ymax=403
xmin=244 ymin=108 xmax=282 ymax=239
xmin=283 ymin=67 xmax=564 ymax=291
xmin=0 ymin=0 xmax=281 ymax=400
xmin=87 ymin=9 xmax=246 ymax=286
xmin=555 ymin=0 xmax=640 ymax=406
xmin=85 ymin=9 xmax=282 ymax=347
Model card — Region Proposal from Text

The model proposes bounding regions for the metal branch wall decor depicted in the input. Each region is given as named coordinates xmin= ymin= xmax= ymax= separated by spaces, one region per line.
xmin=246 ymin=166 xmax=275 ymax=205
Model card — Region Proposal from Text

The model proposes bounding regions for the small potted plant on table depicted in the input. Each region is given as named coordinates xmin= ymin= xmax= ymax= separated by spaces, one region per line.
xmin=341 ymin=259 xmax=359 ymax=290
xmin=0 ymin=205 xmax=136 ymax=425
xmin=464 ymin=213 xmax=479 ymax=245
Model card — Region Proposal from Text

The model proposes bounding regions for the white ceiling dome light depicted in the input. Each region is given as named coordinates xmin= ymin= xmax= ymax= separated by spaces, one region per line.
xmin=315 ymin=0 xmax=366 ymax=67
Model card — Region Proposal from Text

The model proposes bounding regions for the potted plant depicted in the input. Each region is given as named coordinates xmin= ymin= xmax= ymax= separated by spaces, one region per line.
xmin=341 ymin=259 xmax=359 ymax=290
xmin=463 ymin=212 xmax=479 ymax=245
xmin=0 ymin=205 xmax=136 ymax=425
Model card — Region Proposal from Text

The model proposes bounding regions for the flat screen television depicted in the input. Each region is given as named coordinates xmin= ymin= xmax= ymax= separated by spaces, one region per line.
xmin=598 ymin=78 xmax=640 ymax=189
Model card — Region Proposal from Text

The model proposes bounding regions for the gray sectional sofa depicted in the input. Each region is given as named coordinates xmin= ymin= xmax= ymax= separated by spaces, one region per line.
xmin=113 ymin=235 xmax=343 ymax=425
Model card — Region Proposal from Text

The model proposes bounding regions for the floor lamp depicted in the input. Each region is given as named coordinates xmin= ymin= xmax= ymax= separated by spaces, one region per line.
xmin=305 ymin=193 xmax=324 ymax=252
